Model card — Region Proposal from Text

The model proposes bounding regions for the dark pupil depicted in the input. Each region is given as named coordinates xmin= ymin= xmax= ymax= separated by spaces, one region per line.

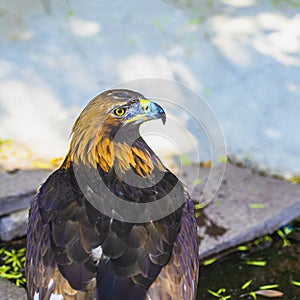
xmin=117 ymin=109 xmax=123 ymax=114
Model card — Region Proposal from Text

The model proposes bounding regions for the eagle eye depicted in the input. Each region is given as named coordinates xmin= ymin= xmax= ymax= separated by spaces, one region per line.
xmin=113 ymin=107 xmax=127 ymax=117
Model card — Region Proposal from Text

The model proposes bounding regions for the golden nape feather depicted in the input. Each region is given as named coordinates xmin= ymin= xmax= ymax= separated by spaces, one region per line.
xmin=26 ymin=89 xmax=199 ymax=300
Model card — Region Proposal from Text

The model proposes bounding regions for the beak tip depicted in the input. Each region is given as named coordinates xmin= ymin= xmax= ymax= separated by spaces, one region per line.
xmin=155 ymin=103 xmax=166 ymax=125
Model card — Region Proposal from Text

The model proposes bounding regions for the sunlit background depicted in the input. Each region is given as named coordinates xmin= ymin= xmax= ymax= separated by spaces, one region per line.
xmin=0 ymin=0 xmax=300 ymax=175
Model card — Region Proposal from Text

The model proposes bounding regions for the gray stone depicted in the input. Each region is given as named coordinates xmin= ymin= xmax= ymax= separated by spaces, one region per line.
xmin=0 ymin=208 xmax=29 ymax=241
xmin=0 ymin=170 xmax=51 ymax=216
xmin=0 ymin=278 xmax=26 ymax=300
xmin=180 ymin=162 xmax=300 ymax=259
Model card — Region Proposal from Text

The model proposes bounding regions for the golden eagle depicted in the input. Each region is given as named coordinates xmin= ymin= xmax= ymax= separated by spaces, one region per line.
xmin=26 ymin=89 xmax=199 ymax=300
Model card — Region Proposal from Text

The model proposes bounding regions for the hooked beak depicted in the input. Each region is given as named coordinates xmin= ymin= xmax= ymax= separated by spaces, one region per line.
xmin=126 ymin=99 xmax=166 ymax=125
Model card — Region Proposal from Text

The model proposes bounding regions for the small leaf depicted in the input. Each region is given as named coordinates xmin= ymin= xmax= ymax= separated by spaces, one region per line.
xmin=192 ymin=178 xmax=202 ymax=186
xmin=208 ymin=289 xmax=221 ymax=297
xmin=218 ymin=155 xmax=228 ymax=164
xmin=194 ymin=203 xmax=205 ymax=210
xmin=277 ymin=229 xmax=291 ymax=247
xmin=195 ymin=211 xmax=201 ymax=218
xmin=4 ymin=250 xmax=12 ymax=256
xmin=203 ymin=257 xmax=218 ymax=266
xmin=249 ymin=291 xmax=257 ymax=299
xmin=282 ymin=238 xmax=291 ymax=247
xmin=217 ymin=288 xmax=226 ymax=294
xmin=264 ymin=235 xmax=272 ymax=242
xmin=277 ymin=229 xmax=285 ymax=239
xmin=288 ymin=175 xmax=300 ymax=184
xmin=255 ymin=289 xmax=283 ymax=297
xmin=291 ymin=280 xmax=300 ymax=287
xmin=282 ymin=225 xmax=293 ymax=235
xmin=259 ymin=284 xmax=279 ymax=290
xmin=245 ymin=260 xmax=267 ymax=267
xmin=249 ymin=203 xmax=266 ymax=209
xmin=16 ymin=279 xmax=22 ymax=287
xmin=241 ymin=279 xmax=253 ymax=290
xmin=237 ymin=245 xmax=249 ymax=251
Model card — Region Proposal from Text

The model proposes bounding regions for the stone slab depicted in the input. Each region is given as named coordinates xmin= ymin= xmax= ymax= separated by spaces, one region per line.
xmin=0 ymin=278 xmax=26 ymax=300
xmin=0 ymin=169 xmax=51 ymax=216
xmin=180 ymin=162 xmax=300 ymax=259
xmin=0 ymin=208 xmax=29 ymax=241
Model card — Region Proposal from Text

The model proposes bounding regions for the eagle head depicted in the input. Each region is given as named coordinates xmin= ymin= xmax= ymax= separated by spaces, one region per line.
xmin=67 ymin=89 xmax=166 ymax=175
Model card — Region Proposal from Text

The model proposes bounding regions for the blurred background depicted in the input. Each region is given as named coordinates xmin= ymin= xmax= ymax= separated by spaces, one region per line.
xmin=0 ymin=0 xmax=300 ymax=176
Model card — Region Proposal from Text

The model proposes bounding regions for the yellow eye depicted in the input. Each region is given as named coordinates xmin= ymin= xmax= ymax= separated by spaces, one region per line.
xmin=114 ymin=107 xmax=127 ymax=117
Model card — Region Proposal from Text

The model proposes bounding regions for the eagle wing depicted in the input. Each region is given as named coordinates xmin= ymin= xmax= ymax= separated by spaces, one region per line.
xmin=147 ymin=197 xmax=199 ymax=300
xmin=26 ymin=168 xmax=99 ymax=300
xmin=26 ymin=163 xmax=184 ymax=300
